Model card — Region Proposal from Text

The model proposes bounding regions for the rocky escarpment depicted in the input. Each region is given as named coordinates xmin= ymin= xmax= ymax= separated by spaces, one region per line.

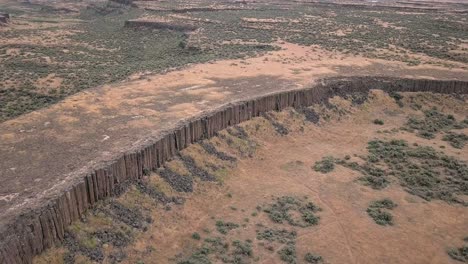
xmin=0 ymin=76 xmax=467 ymax=264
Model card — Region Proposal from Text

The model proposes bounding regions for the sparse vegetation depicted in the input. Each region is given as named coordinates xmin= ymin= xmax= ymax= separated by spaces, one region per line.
xmin=192 ymin=232 xmax=201 ymax=240
xmin=447 ymin=246 xmax=468 ymax=263
xmin=8 ymin=0 xmax=468 ymax=263
xmin=367 ymin=207 xmax=394 ymax=226
xmin=215 ymin=220 xmax=239 ymax=235
xmin=278 ymin=244 xmax=297 ymax=264
xmin=256 ymin=228 xmax=297 ymax=243
xmin=373 ymin=119 xmax=384 ymax=125
xmin=178 ymin=237 xmax=254 ymax=264
xmin=263 ymin=196 xmax=321 ymax=227
xmin=304 ymin=253 xmax=323 ymax=264
xmin=60 ymin=198 xmax=148 ymax=263
xmin=200 ymin=142 xmax=237 ymax=162
xmin=1 ymin=0 xmax=467 ymax=121
xmin=442 ymin=132 xmax=468 ymax=149
xmin=369 ymin=198 xmax=397 ymax=210
xmin=177 ymin=196 xmax=321 ymax=263
xmin=220 ymin=126 xmax=257 ymax=158
xmin=262 ymin=112 xmax=289 ymax=136
xmin=158 ymin=167 xmax=194 ymax=192
xmin=366 ymin=198 xmax=397 ymax=226
xmin=337 ymin=139 xmax=468 ymax=204
xmin=313 ymin=156 xmax=335 ymax=173
xmin=403 ymin=108 xmax=466 ymax=139
xmin=231 ymin=240 xmax=253 ymax=259
xmin=388 ymin=91 xmax=404 ymax=107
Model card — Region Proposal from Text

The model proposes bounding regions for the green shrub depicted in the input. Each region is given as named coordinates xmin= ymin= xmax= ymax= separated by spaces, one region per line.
xmin=373 ymin=119 xmax=384 ymax=125
xmin=215 ymin=220 xmax=239 ymax=235
xmin=369 ymin=198 xmax=397 ymax=210
xmin=313 ymin=156 xmax=335 ymax=173
xmin=388 ymin=91 xmax=404 ymax=107
xmin=442 ymin=132 xmax=468 ymax=149
xmin=404 ymin=108 xmax=465 ymax=139
xmin=192 ymin=232 xmax=201 ymax=240
xmin=304 ymin=253 xmax=323 ymax=263
xmin=256 ymin=228 xmax=296 ymax=244
xmin=367 ymin=198 xmax=397 ymax=226
xmin=278 ymin=245 xmax=296 ymax=264
xmin=337 ymin=139 xmax=468 ymax=204
xmin=263 ymin=196 xmax=321 ymax=227
xmin=367 ymin=208 xmax=394 ymax=226
xmin=447 ymin=246 xmax=468 ymax=262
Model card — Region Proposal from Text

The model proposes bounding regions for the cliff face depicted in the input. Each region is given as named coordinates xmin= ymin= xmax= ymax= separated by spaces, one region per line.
xmin=0 ymin=76 xmax=467 ymax=264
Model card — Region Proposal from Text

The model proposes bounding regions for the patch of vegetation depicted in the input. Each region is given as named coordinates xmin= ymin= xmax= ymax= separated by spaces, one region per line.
xmin=192 ymin=232 xmax=201 ymax=240
xmin=447 ymin=246 xmax=468 ymax=263
xmin=106 ymin=201 xmax=147 ymax=229
xmin=388 ymin=91 xmax=404 ymax=107
xmin=442 ymin=132 xmax=468 ymax=149
xmin=63 ymin=231 xmax=104 ymax=262
xmin=215 ymin=220 xmax=239 ymax=235
xmin=369 ymin=198 xmax=397 ymax=210
xmin=278 ymin=244 xmax=296 ymax=264
xmin=178 ymin=237 xmax=254 ymax=264
xmin=263 ymin=196 xmax=321 ymax=227
xmin=136 ymin=181 xmax=184 ymax=205
xmin=2 ymin=0 xmax=467 ymax=121
xmin=181 ymin=155 xmax=217 ymax=181
xmin=220 ymin=126 xmax=257 ymax=158
xmin=63 ymin=208 xmax=135 ymax=263
xmin=93 ymin=229 xmax=132 ymax=247
xmin=262 ymin=112 xmax=289 ymax=136
xmin=200 ymin=141 xmax=237 ymax=162
xmin=0 ymin=4 xmax=277 ymax=122
xmin=300 ymin=108 xmax=320 ymax=124
xmin=256 ymin=228 xmax=297 ymax=244
xmin=228 ymin=240 xmax=253 ymax=262
xmin=345 ymin=92 xmax=368 ymax=106
xmin=366 ymin=199 xmax=397 ymax=226
xmin=403 ymin=108 xmax=466 ymax=139
xmin=373 ymin=119 xmax=384 ymax=125
xmin=178 ymin=247 xmax=212 ymax=264
xmin=313 ymin=156 xmax=336 ymax=173
xmin=337 ymin=139 xmax=468 ymax=204
xmin=304 ymin=253 xmax=323 ymax=264
xmin=367 ymin=208 xmax=393 ymax=226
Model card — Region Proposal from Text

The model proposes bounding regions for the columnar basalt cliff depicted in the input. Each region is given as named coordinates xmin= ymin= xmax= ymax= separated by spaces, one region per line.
xmin=0 ymin=76 xmax=467 ymax=264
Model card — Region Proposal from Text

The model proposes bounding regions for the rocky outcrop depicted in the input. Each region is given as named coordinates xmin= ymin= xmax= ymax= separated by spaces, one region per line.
xmin=0 ymin=76 xmax=467 ymax=264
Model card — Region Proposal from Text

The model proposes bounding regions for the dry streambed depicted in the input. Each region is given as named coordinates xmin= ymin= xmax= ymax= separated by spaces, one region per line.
xmin=34 ymin=90 xmax=468 ymax=264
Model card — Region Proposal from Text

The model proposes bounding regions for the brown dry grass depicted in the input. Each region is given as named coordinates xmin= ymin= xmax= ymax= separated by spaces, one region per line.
xmin=33 ymin=90 xmax=467 ymax=264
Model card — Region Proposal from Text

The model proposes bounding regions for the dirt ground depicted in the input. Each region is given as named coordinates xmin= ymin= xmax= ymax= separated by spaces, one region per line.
xmin=34 ymin=90 xmax=468 ymax=264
